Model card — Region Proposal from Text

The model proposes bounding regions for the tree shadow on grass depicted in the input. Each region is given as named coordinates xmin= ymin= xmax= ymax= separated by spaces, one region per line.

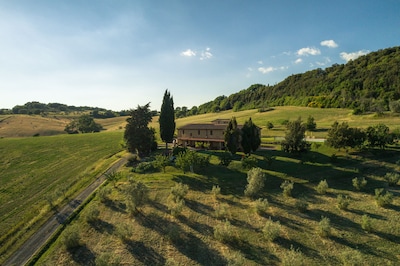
xmin=125 ymin=239 xmax=166 ymax=266
xmin=275 ymin=236 xmax=321 ymax=260
xmin=177 ymin=215 xmax=214 ymax=236
xmin=104 ymin=199 xmax=126 ymax=213
xmin=305 ymin=208 xmax=362 ymax=232
xmin=347 ymin=208 xmax=386 ymax=220
xmin=227 ymin=237 xmax=277 ymax=265
xmin=185 ymin=198 xmax=214 ymax=216
xmin=69 ymin=244 xmax=95 ymax=266
xmin=90 ymin=219 xmax=115 ymax=234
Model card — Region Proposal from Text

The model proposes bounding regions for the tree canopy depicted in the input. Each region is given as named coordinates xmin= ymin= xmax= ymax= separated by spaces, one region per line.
xmin=124 ymin=103 xmax=157 ymax=157
xmin=64 ymin=114 xmax=103 ymax=134
xmin=224 ymin=117 xmax=241 ymax=154
xmin=241 ymin=118 xmax=261 ymax=154
xmin=281 ymin=117 xmax=310 ymax=153
xmin=159 ymin=90 xmax=175 ymax=150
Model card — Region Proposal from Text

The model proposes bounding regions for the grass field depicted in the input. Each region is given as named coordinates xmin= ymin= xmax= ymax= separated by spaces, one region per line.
xmin=0 ymin=131 xmax=124 ymax=263
xmin=37 ymin=145 xmax=400 ymax=265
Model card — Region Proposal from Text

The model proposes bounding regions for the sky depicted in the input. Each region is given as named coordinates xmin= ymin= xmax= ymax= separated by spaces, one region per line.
xmin=0 ymin=1 xmax=399 ymax=111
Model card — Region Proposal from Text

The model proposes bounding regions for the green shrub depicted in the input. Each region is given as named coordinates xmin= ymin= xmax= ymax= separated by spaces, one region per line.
xmin=85 ymin=204 xmax=100 ymax=224
xmin=339 ymin=248 xmax=363 ymax=266
xmin=281 ymin=245 xmax=306 ymax=266
xmin=219 ymin=152 xmax=232 ymax=166
xmin=241 ymin=155 xmax=258 ymax=170
xmin=375 ymin=188 xmax=393 ymax=207
xmin=352 ymin=177 xmax=367 ymax=191
xmin=124 ymin=180 xmax=149 ymax=215
xmin=132 ymin=161 xmax=156 ymax=173
xmin=115 ymin=223 xmax=133 ymax=242
xmin=280 ymin=180 xmax=294 ymax=197
xmin=170 ymin=182 xmax=189 ymax=202
xmin=214 ymin=220 xmax=234 ymax=243
xmin=316 ymin=179 xmax=329 ymax=194
xmin=95 ymin=252 xmax=121 ymax=266
xmin=244 ymin=167 xmax=266 ymax=198
xmin=168 ymin=197 xmax=185 ymax=217
xmin=295 ymin=198 xmax=308 ymax=213
xmin=126 ymin=154 xmax=139 ymax=167
xmin=211 ymin=185 xmax=221 ymax=199
xmin=384 ymin=172 xmax=400 ymax=186
xmin=153 ymin=154 xmax=170 ymax=173
xmin=98 ymin=186 xmax=111 ymax=203
xmin=337 ymin=194 xmax=351 ymax=210
xmin=168 ymin=183 xmax=189 ymax=217
xmin=262 ymin=217 xmax=281 ymax=242
xmin=317 ymin=216 xmax=331 ymax=237
xmin=361 ymin=214 xmax=373 ymax=233
xmin=62 ymin=224 xmax=81 ymax=250
xmin=226 ymin=250 xmax=246 ymax=266
xmin=254 ymin=198 xmax=269 ymax=215
xmin=214 ymin=203 xmax=229 ymax=220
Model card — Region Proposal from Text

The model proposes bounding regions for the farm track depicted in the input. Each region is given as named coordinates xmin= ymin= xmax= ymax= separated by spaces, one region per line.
xmin=4 ymin=155 xmax=128 ymax=266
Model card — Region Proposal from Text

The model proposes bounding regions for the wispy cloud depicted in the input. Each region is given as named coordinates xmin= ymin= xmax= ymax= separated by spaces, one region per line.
xmin=294 ymin=58 xmax=302 ymax=64
xmin=296 ymin=47 xmax=321 ymax=56
xmin=320 ymin=40 xmax=338 ymax=48
xmin=258 ymin=66 xmax=287 ymax=74
xmin=340 ymin=50 xmax=370 ymax=62
xmin=200 ymin=47 xmax=213 ymax=60
xmin=180 ymin=49 xmax=196 ymax=57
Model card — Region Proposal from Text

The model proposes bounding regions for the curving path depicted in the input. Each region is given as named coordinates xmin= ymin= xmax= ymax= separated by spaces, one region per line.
xmin=4 ymin=156 xmax=128 ymax=266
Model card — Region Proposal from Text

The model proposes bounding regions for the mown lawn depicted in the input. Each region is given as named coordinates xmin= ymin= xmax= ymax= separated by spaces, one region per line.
xmin=37 ymin=145 xmax=400 ymax=265
xmin=0 ymin=132 xmax=124 ymax=264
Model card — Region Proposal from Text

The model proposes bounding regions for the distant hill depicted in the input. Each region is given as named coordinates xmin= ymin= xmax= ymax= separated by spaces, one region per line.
xmin=192 ymin=46 xmax=400 ymax=115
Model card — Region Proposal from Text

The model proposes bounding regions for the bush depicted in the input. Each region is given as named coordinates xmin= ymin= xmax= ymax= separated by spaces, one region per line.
xmin=175 ymin=150 xmax=210 ymax=173
xmin=375 ymin=188 xmax=393 ymax=207
xmin=226 ymin=250 xmax=246 ymax=266
xmin=214 ymin=203 xmax=229 ymax=220
xmin=126 ymin=154 xmax=139 ymax=167
xmin=316 ymin=179 xmax=329 ymax=194
xmin=211 ymin=185 xmax=221 ymax=199
xmin=115 ymin=223 xmax=133 ymax=242
xmin=219 ymin=152 xmax=233 ymax=166
xmin=244 ymin=167 xmax=266 ymax=198
xmin=280 ymin=180 xmax=294 ymax=197
xmin=317 ymin=216 xmax=331 ymax=237
xmin=281 ymin=245 xmax=306 ymax=266
xmin=95 ymin=252 xmax=121 ymax=266
xmin=124 ymin=180 xmax=149 ymax=215
xmin=339 ymin=248 xmax=364 ymax=266
xmin=85 ymin=204 xmax=100 ymax=223
xmin=337 ymin=194 xmax=351 ymax=210
xmin=62 ymin=224 xmax=81 ymax=250
xmin=352 ymin=177 xmax=367 ymax=191
xmin=170 ymin=183 xmax=189 ymax=202
xmin=167 ymin=183 xmax=189 ymax=217
xmin=254 ymin=198 xmax=269 ymax=215
xmin=361 ymin=214 xmax=373 ymax=232
xmin=98 ymin=186 xmax=111 ymax=203
xmin=214 ymin=220 xmax=234 ymax=243
xmin=153 ymin=154 xmax=170 ymax=173
xmin=132 ymin=161 xmax=156 ymax=173
xmin=384 ymin=172 xmax=400 ymax=186
xmin=262 ymin=217 xmax=281 ymax=242
xmin=241 ymin=155 xmax=258 ymax=169
xmin=295 ymin=198 xmax=308 ymax=213
xmin=168 ymin=197 xmax=185 ymax=217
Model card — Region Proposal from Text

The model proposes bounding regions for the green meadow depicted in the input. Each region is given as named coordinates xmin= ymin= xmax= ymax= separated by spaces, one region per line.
xmin=2 ymin=106 xmax=400 ymax=265
xmin=0 ymin=131 xmax=124 ymax=263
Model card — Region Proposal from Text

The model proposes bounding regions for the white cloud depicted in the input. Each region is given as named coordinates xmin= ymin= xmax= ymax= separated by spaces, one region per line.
xmin=297 ymin=47 xmax=321 ymax=56
xmin=257 ymin=60 xmax=263 ymax=65
xmin=258 ymin=66 xmax=276 ymax=74
xmin=340 ymin=50 xmax=370 ymax=62
xmin=294 ymin=58 xmax=302 ymax=64
xmin=200 ymin=47 xmax=213 ymax=60
xmin=180 ymin=49 xmax=196 ymax=57
xmin=320 ymin=40 xmax=338 ymax=48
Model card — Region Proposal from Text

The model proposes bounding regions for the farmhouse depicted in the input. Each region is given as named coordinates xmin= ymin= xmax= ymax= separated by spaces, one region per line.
xmin=176 ymin=119 xmax=231 ymax=149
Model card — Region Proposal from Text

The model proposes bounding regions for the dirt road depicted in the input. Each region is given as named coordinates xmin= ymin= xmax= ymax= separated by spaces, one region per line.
xmin=4 ymin=156 xmax=128 ymax=266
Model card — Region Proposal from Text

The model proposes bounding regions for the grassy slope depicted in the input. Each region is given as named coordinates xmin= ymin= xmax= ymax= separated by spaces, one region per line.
xmin=0 ymin=132 xmax=124 ymax=263
xmin=38 ymin=149 xmax=400 ymax=265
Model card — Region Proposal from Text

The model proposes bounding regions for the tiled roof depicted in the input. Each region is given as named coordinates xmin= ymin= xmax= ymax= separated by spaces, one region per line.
xmin=177 ymin=123 xmax=228 ymax=130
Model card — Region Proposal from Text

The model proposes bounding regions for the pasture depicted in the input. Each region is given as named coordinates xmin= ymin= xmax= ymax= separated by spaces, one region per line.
xmin=37 ymin=146 xmax=400 ymax=265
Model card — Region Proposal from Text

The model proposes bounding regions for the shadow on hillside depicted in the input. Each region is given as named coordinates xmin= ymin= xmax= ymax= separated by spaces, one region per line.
xmin=185 ymin=198 xmax=214 ymax=216
xmin=104 ymin=199 xmax=127 ymax=213
xmin=177 ymin=215 xmax=214 ymax=236
xmin=69 ymin=244 xmax=95 ymax=266
xmin=305 ymin=208 xmax=361 ymax=233
xmin=228 ymin=237 xmax=276 ymax=265
xmin=125 ymin=239 xmax=166 ymax=265
xmin=329 ymin=235 xmax=390 ymax=259
xmin=136 ymin=212 xmax=227 ymax=265
xmin=275 ymin=237 xmax=321 ymax=260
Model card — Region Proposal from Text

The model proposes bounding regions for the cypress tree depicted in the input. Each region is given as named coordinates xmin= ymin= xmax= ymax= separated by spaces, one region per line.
xmin=241 ymin=117 xmax=261 ymax=154
xmin=159 ymin=90 xmax=176 ymax=151
xmin=224 ymin=117 xmax=240 ymax=154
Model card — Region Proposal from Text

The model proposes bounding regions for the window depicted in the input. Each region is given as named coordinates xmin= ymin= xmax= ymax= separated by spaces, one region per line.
xmin=198 ymin=130 xmax=200 ymax=135
xmin=182 ymin=130 xmax=185 ymax=135
xmin=210 ymin=130 xmax=213 ymax=135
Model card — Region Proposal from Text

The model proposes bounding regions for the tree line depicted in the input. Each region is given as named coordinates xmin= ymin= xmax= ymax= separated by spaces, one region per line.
xmin=174 ymin=46 xmax=400 ymax=117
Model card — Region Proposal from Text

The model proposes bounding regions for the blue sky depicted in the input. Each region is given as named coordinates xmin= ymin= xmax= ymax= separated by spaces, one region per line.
xmin=1 ymin=1 xmax=399 ymax=111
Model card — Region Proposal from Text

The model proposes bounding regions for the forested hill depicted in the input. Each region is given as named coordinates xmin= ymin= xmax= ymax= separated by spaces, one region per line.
xmin=193 ymin=46 xmax=400 ymax=115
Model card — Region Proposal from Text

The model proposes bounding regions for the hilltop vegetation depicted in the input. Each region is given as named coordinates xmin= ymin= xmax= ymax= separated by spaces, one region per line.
xmin=175 ymin=46 xmax=400 ymax=116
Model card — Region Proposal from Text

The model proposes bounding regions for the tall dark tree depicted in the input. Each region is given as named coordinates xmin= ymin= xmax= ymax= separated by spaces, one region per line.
xmin=241 ymin=117 xmax=261 ymax=154
xmin=159 ymin=90 xmax=175 ymax=151
xmin=124 ymin=103 xmax=157 ymax=157
xmin=281 ymin=117 xmax=310 ymax=153
xmin=224 ymin=117 xmax=241 ymax=154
